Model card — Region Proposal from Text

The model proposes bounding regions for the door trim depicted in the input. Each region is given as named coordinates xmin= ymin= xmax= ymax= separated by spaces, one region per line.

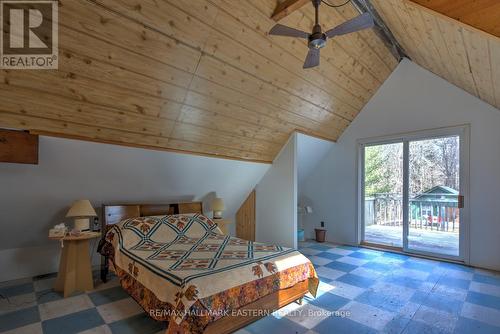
xmin=356 ymin=125 xmax=470 ymax=263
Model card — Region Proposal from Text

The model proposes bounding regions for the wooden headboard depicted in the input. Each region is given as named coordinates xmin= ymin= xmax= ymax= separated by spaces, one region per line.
xmin=101 ymin=202 xmax=203 ymax=231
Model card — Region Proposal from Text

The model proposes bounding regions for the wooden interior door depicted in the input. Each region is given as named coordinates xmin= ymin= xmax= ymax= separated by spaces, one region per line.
xmin=236 ymin=190 xmax=256 ymax=241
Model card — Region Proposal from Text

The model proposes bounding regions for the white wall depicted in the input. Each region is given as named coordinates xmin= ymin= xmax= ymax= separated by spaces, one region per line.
xmin=256 ymin=133 xmax=297 ymax=248
xmin=0 ymin=136 xmax=269 ymax=281
xmin=296 ymin=133 xmax=334 ymax=237
xmin=302 ymin=59 xmax=500 ymax=271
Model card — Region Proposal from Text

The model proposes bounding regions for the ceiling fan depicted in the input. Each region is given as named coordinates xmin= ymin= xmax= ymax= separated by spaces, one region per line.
xmin=269 ymin=0 xmax=375 ymax=69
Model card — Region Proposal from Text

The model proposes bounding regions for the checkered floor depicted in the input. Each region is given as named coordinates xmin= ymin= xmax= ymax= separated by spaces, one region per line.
xmin=1 ymin=242 xmax=500 ymax=334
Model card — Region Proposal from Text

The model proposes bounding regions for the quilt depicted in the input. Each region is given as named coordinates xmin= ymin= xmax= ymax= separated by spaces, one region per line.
xmin=101 ymin=214 xmax=318 ymax=329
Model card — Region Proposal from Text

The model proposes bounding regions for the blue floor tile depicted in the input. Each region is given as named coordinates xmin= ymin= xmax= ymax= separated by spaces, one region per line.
xmin=466 ymin=291 xmax=500 ymax=310
xmin=473 ymin=274 xmax=500 ymax=287
xmin=309 ymin=244 xmax=332 ymax=251
xmin=382 ymin=252 xmax=409 ymax=260
xmin=315 ymin=252 xmax=342 ymax=261
xmin=439 ymin=262 xmax=474 ymax=273
xmin=337 ymin=245 xmax=359 ymax=251
xmin=403 ymin=320 xmax=443 ymax=334
xmin=337 ymin=273 xmax=375 ymax=288
xmin=383 ymin=315 xmax=412 ymax=334
xmin=318 ymin=275 xmax=333 ymax=283
xmin=401 ymin=260 xmax=435 ymax=272
xmin=309 ymin=292 xmax=350 ymax=311
xmin=108 ymin=313 xmax=166 ymax=334
xmin=0 ymin=282 xmax=34 ymax=298
xmin=355 ymin=289 xmax=409 ymax=312
xmin=42 ymin=308 xmax=104 ymax=334
xmin=36 ymin=289 xmax=65 ymax=304
xmin=245 ymin=314 xmax=308 ymax=334
xmin=410 ymin=290 xmax=463 ymax=314
xmin=349 ymin=251 xmax=378 ymax=260
xmin=453 ymin=317 xmax=500 ymax=334
xmin=313 ymin=314 xmax=377 ymax=334
xmin=324 ymin=261 xmax=357 ymax=273
xmin=0 ymin=306 xmax=40 ymax=332
xmin=362 ymin=261 xmax=393 ymax=272
xmin=384 ymin=275 xmax=423 ymax=289
xmin=88 ymin=286 xmax=129 ymax=306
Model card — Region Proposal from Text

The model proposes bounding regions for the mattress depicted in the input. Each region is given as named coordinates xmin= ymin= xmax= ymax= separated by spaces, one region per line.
xmin=100 ymin=214 xmax=318 ymax=332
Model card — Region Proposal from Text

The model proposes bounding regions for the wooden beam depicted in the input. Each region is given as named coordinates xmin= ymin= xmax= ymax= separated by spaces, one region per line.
xmin=271 ymin=0 xmax=311 ymax=21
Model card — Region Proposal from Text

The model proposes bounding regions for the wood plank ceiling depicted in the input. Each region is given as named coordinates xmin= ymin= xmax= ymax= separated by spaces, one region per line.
xmin=0 ymin=0 xmax=397 ymax=163
xmin=371 ymin=0 xmax=500 ymax=110
xmin=411 ymin=0 xmax=500 ymax=37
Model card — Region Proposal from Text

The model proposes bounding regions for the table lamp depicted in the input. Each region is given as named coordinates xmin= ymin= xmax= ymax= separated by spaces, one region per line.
xmin=212 ymin=198 xmax=225 ymax=219
xmin=66 ymin=199 xmax=97 ymax=232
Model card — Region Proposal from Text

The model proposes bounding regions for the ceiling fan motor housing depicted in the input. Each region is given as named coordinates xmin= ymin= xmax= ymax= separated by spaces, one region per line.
xmin=309 ymin=24 xmax=327 ymax=49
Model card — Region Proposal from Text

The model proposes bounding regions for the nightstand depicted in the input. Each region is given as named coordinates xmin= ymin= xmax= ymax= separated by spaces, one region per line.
xmin=214 ymin=219 xmax=232 ymax=235
xmin=50 ymin=232 xmax=100 ymax=297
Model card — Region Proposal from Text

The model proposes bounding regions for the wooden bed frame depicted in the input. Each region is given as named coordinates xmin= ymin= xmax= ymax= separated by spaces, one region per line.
xmin=100 ymin=202 xmax=310 ymax=334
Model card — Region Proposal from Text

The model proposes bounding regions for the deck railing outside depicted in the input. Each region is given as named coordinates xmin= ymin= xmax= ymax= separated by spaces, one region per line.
xmin=365 ymin=193 xmax=460 ymax=233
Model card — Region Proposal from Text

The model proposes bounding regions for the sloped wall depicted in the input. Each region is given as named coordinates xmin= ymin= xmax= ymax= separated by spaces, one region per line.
xmin=255 ymin=134 xmax=297 ymax=248
xmin=0 ymin=136 xmax=269 ymax=281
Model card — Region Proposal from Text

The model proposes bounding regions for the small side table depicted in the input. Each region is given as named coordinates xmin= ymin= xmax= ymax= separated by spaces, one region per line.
xmin=50 ymin=232 xmax=101 ymax=297
xmin=214 ymin=219 xmax=232 ymax=235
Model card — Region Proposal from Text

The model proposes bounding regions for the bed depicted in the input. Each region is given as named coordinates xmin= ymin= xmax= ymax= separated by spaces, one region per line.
xmin=98 ymin=202 xmax=318 ymax=334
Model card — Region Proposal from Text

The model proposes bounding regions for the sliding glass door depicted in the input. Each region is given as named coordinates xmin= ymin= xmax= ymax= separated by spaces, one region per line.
xmin=360 ymin=127 xmax=468 ymax=260
xmin=363 ymin=142 xmax=404 ymax=248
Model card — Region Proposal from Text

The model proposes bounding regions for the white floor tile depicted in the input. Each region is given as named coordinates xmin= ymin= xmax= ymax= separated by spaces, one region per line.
xmin=370 ymin=282 xmax=416 ymax=302
xmin=432 ymin=284 xmax=468 ymax=301
xmin=0 ymin=292 xmax=36 ymax=315
xmin=272 ymin=299 xmax=303 ymax=319
xmin=350 ymin=267 xmax=383 ymax=280
xmin=340 ymin=301 xmax=394 ymax=331
xmin=461 ymin=302 xmax=500 ymax=327
xmin=1 ymin=322 xmax=43 ymax=334
xmin=469 ymin=281 xmax=500 ymax=298
xmin=315 ymin=267 xmax=345 ymax=280
xmin=391 ymin=268 xmax=430 ymax=281
xmin=299 ymin=248 xmax=321 ymax=256
xmin=443 ymin=269 xmax=473 ymax=280
xmin=38 ymin=294 xmax=94 ymax=321
xmin=326 ymin=248 xmax=354 ymax=256
xmin=308 ymin=256 xmax=333 ymax=266
xmin=286 ymin=303 xmax=330 ymax=329
xmin=328 ymin=281 xmax=366 ymax=299
xmin=413 ymin=305 xmax=459 ymax=333
xmin=336 ymin=256 xmax=369 ymax=266
xmin=96 ymin=297 xmax=144 ymax=323
xmin=78 ymin=325 xmax=113 ymax=334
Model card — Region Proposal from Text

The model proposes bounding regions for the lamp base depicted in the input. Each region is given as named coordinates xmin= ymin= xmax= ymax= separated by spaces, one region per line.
xmin=213 ymin=210 xmax=223 ymax=219
xmin=74 ymin=218 xmax=90 ymax=232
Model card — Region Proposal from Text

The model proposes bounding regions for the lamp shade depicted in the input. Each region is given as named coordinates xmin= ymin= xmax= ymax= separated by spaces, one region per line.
xmin=66 ymin=200 xmax=97 ymax=218
xmin=212 ymin=198 xmax=225 ymax=211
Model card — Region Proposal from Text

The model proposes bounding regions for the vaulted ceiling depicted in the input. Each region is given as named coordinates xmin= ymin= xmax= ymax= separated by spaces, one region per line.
xmin=0 ymin=0 xmax=396 ymax=163
xmin=371 ymin=0 xmax=500 ymax=111
xmin=0 ymin=1 xmax=498 ymax=163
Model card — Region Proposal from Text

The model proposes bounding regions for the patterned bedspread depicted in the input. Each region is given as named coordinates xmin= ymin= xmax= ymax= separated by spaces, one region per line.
xmin=101 ymin=214 xmax=318 ymax=332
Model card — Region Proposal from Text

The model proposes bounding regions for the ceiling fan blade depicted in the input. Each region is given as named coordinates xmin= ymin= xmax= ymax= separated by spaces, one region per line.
xmin=269 ymin=24 xmax=309 ymax=39
xmin=303 ymin=48 xmax=320 ymax=69
xmin=325 ymin=12 xmax=375 ymax=38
